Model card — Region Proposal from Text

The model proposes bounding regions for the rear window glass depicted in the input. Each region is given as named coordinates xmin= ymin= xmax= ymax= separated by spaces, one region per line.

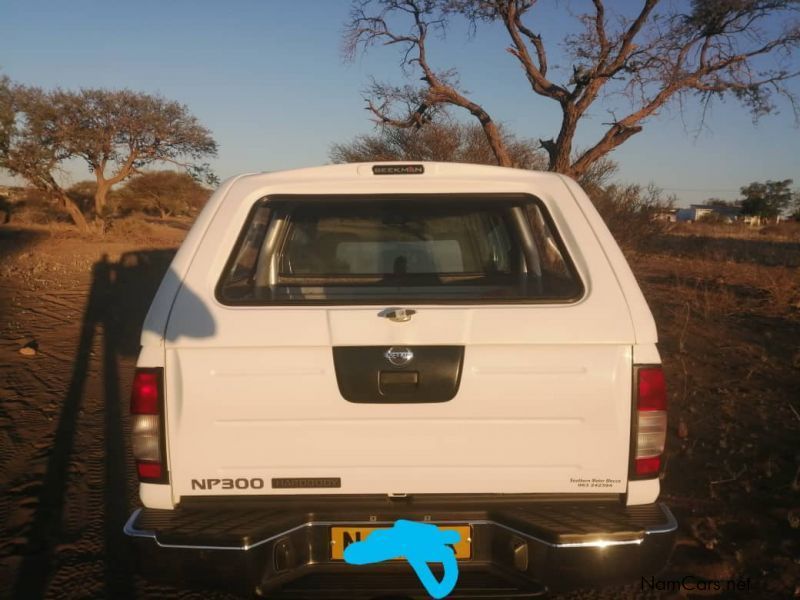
xmin=217 ymin=196 xmax=583 ymax=304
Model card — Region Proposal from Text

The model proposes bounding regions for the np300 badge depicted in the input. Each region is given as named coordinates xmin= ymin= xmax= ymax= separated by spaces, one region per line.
xmin=384 ymin=347 xmax=414 ymax=367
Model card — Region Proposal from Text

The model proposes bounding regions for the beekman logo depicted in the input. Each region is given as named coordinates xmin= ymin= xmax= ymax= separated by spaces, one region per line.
xmin=372 ymin=164 xmax=425 ymax=175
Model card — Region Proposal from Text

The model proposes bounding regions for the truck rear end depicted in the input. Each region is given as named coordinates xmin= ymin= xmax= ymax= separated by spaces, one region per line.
xmin=124 ymin=163 xmax=675 ymax=598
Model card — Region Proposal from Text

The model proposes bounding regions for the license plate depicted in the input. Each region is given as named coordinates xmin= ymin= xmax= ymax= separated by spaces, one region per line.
xmin=330 ymin=524 xmax=472 ymax=560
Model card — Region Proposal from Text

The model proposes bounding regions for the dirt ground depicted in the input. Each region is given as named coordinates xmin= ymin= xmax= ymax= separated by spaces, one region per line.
xmin=0 ymin=223 xmax=798 ymax=599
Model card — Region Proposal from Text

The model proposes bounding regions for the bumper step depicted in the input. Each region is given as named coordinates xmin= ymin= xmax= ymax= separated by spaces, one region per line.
xmin=129 ymin=496 xmax=673 ymax=549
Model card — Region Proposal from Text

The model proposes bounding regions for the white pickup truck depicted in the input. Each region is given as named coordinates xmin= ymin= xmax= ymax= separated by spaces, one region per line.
xmin=124 ymin=162 xmax=675 ymax=598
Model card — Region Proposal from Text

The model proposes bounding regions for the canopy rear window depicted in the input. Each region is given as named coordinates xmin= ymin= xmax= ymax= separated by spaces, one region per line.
xmin=217 ymin=195 xmax=583 ymax=304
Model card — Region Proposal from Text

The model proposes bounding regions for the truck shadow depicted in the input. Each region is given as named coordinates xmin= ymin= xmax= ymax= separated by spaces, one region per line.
xmin=10 ymin=249 xmax=215 ymax=599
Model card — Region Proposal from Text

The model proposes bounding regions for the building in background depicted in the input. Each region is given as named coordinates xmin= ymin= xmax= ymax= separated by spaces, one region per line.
xmin=676 ymin=204 xmax=741 ymax=223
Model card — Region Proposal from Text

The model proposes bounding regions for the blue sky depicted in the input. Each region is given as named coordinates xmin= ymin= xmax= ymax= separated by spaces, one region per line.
xmin=1 ymin=0 xmax=798 ymax=206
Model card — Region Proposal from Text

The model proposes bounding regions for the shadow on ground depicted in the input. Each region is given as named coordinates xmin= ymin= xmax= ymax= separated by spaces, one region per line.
xmin=11 ymin=249 xmax=175 ymax=600
xmin=0 ymin=227 xmax=47 ymax=262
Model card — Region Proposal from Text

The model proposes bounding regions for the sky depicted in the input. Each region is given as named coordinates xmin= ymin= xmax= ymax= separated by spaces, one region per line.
xmin=1 ymin=0 xmax=799 ymax=207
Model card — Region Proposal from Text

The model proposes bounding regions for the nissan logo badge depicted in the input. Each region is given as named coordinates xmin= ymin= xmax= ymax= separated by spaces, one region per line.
xmin=384 ymin=347 xmax=414 ymax=367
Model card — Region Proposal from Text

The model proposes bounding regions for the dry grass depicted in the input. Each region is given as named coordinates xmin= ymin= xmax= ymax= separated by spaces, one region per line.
xmin=760 ymin=267 xmax=800 ymax=309
xmin=628 ymin=225 xmax=800 ymax=595
xmin=649 ymin=227 xmax=800 ymax=268
xmin=105 ymin=215 xmax=158 ymax=240
xmin=667 ymin=220 xmax=800 ymax=241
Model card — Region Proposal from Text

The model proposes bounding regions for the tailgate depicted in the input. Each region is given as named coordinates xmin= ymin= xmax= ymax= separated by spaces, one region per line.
xmin=165 ymin=307 xmax=633 ymax=498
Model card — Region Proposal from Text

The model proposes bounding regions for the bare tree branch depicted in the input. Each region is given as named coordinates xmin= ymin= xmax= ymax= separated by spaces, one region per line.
xmin=347 ymin=0 xmax=514 ymax=165
xmin=344 ymin=0 xmax=800 ymax=178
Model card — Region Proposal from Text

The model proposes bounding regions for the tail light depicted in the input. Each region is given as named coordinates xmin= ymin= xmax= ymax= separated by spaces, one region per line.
xmin=631 ymin=366 xmax=667 ymax=479
xmin=131 ymin=368 xmax=169 ymax=483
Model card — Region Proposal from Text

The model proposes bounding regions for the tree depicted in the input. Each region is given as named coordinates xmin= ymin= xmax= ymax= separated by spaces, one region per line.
xmin=0 ymin=83 xmax=90 ymax=229
xmin=344 ymin=0 xmax=800 ymax=178
xmin=793 ymin=190 xmax=800 ymax=220
xmin=739 ymin=179 xmax=795 ymax=221
xmin=588 ymin=182 xmax=674 ymax=249
xmin=331 ymin=121 xmax=547 ymax=168
xmin=1 ymin=77 xmax=20 ymax=226
xmin=117 ymin=170 xmax=211 ymax=218
xmin=0 ymin=75 xmax=12 ymax=161
xmin=330 ymin=118 xmax=620 ymax=190
xmin=67 ymin=180 xmax=101 ymax=214
xmin=0 ymin=81 xmax=217 ymax=229
xmin=703 ymin=198 xmax=739 ymax=208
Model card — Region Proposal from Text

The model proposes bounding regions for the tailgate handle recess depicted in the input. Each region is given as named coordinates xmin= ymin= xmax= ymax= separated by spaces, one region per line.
xmin=379 ymin=371 xmax=419 ymax=394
